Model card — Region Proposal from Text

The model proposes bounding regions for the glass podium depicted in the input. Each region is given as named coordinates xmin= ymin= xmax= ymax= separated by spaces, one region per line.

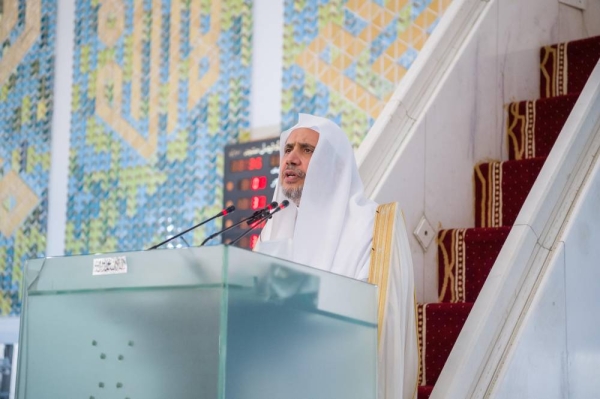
xmin=17 ymin=246 xmax=377 ymax=399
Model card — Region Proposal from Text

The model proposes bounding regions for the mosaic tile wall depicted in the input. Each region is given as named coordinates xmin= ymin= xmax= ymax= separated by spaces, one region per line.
xmin=0 ymin=0 xmax=56 ymax=315
xmin=282 ymin=0 xmax=452 ymax=146
xmin=66 ymin=0 xmax=252 ymax=254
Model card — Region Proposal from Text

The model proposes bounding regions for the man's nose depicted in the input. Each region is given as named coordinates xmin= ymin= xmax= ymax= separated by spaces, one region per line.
xmin=286 ymin=149 xmax=300 ymax=165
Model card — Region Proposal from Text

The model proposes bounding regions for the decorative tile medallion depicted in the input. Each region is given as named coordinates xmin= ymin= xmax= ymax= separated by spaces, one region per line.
xmin=282 ymin=0 xmax=452 ymax=146
xmin=66 ymin=0 xmax=252 ymax=254
xmin=0 ymin=0 xmax=56 ymax=315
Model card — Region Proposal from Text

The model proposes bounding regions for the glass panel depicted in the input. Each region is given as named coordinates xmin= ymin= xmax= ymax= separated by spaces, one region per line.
xmin=17 ymin=248 xmax=226 ymax=399
xmin=28 ymin=246 xmax=225 ymax=293
xmin=224 ymin=247 xmax=377 ymax=399
xmin=17 ymin=246 xmax=377 ymax=399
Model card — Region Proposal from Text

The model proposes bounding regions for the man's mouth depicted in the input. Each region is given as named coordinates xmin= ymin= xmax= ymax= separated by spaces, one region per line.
xmin=282 ymin=169 xmax=304 ymax=184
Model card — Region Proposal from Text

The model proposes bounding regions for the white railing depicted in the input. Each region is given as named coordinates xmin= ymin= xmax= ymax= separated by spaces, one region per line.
xmin=432 ymin=61 xmax=600 ymax=398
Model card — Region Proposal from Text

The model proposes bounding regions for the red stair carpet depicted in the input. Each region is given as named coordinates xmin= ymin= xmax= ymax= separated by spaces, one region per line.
xmin=416 ymin=35 xmax=600 ymax=398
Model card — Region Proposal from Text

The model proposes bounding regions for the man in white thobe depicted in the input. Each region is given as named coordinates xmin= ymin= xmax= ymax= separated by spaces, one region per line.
xmin=255 ymin=113 xmax=418 ymax=399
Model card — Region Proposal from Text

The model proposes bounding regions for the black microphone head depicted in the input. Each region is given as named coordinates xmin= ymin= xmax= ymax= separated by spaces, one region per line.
xmin=267 ymin=201 xmax=278 ymax=210
xmin=223 ymin=205 xmax=236 ymax=216
xmin=280 ymin=200 xmax=290 ymax=208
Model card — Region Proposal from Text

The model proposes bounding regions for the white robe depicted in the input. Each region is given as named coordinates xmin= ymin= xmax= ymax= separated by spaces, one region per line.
xmin=255 ymin=114 xmax=418 ymax=399
xmin=256 ymin=114 xmax=377 ymax=280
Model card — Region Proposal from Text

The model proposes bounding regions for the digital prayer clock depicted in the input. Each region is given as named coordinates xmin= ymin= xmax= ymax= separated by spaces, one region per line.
xmin=223 ymin=137 xmax=280 ymax=249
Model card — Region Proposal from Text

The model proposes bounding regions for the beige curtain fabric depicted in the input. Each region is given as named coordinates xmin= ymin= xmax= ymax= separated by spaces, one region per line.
xmin=369 ymin=203 xmax=419 ymax=399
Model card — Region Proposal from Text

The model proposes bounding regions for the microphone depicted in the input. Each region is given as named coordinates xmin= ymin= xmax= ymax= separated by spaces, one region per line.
xmin=147 ymin=205 xmax=235 ymax=250
xmin=201 ymin=201 xmax=278 ymax=246
xmin=229 ymin=200 xmax=290 ymax=246
xmin=246 ymin=201 xmax=278 ymax=225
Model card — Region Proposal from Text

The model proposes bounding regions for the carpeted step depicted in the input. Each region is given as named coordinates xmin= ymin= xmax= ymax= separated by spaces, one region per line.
xmin=540 ymin=35 xmax=600 ymax=98
xmin=417 ymin=303 xmax=474 ymax=388
xmin=418 ymin=385 xmax=433 ymax=399
xmin=474 ymin=157 xmax=546 ymax=228
xmin=507 ymin=93 xmax=579 ymax=160
xmin=437 ymin=226 xmax=511 ymax=303
xmin=418 ymin=35 xmax=599 ymax=397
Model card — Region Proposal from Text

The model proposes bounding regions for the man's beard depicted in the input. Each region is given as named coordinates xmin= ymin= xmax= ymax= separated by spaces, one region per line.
xmin=282 ymin=185 xmax=303 ymax=205
xmin=281 ymin=167 xmax=305 ymax=205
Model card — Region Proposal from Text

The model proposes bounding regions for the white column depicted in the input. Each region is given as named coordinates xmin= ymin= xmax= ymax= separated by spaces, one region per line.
xmin=46 ymin=0 xmax=75 ymax=257
xmin=250 ymin=0 xmax=284 ymax=139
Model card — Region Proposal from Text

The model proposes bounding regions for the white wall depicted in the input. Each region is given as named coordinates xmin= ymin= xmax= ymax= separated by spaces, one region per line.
xmin=46 ymin=0 xmax=75 ymax=257
xmin=368 ymin=0 xmax=600 ymax=302
xmin=250 ymin=0 xmax=284 ymax=140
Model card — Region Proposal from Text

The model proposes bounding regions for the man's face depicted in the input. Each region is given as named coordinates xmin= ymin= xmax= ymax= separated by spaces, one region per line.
xmin=280 ymin=128 xmax=319 ymax=205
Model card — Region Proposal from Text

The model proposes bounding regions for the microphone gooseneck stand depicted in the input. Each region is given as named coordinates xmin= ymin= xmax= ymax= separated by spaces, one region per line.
xmin=147 ymin=205 xmax=235 ymax=250
xmin=229 ymin=200 xmax=290 ymax=246
xmin=201 ymin=202 xmax=278 ymax=246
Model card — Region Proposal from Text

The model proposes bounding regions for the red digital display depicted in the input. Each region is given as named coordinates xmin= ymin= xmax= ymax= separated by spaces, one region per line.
xmin=250 ymin=234 xmax=259 ymax=249
xmin=251 ymin=195 xmax=267 ymax=210
xmin=249 ymin=156 xmax=262 ymax=170
xmin=224 ymin=138 xmax=280 ymax=250
xmin=248 ymin=218 xmax=267 ymax=229
xmin=230 ymin=156 xmax=263 ymax=172
xmin=238 ymin=176 xmax=268 ymax=191
xmin=251 ymin=176 xmax=267 ymax=190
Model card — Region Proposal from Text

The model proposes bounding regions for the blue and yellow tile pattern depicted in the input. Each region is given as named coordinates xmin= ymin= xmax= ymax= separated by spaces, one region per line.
xmin=66 ymin=0 xmax=252 ymax=254
xmin=0 ymin=0 xmax=56 ymax=315
xmin=282 ymin=0 xmax=452 ymax=146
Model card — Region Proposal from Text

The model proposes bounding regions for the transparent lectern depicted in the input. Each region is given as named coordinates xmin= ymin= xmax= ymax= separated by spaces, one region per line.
xmin=17 ymin=246 xmax=377 ymax=399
